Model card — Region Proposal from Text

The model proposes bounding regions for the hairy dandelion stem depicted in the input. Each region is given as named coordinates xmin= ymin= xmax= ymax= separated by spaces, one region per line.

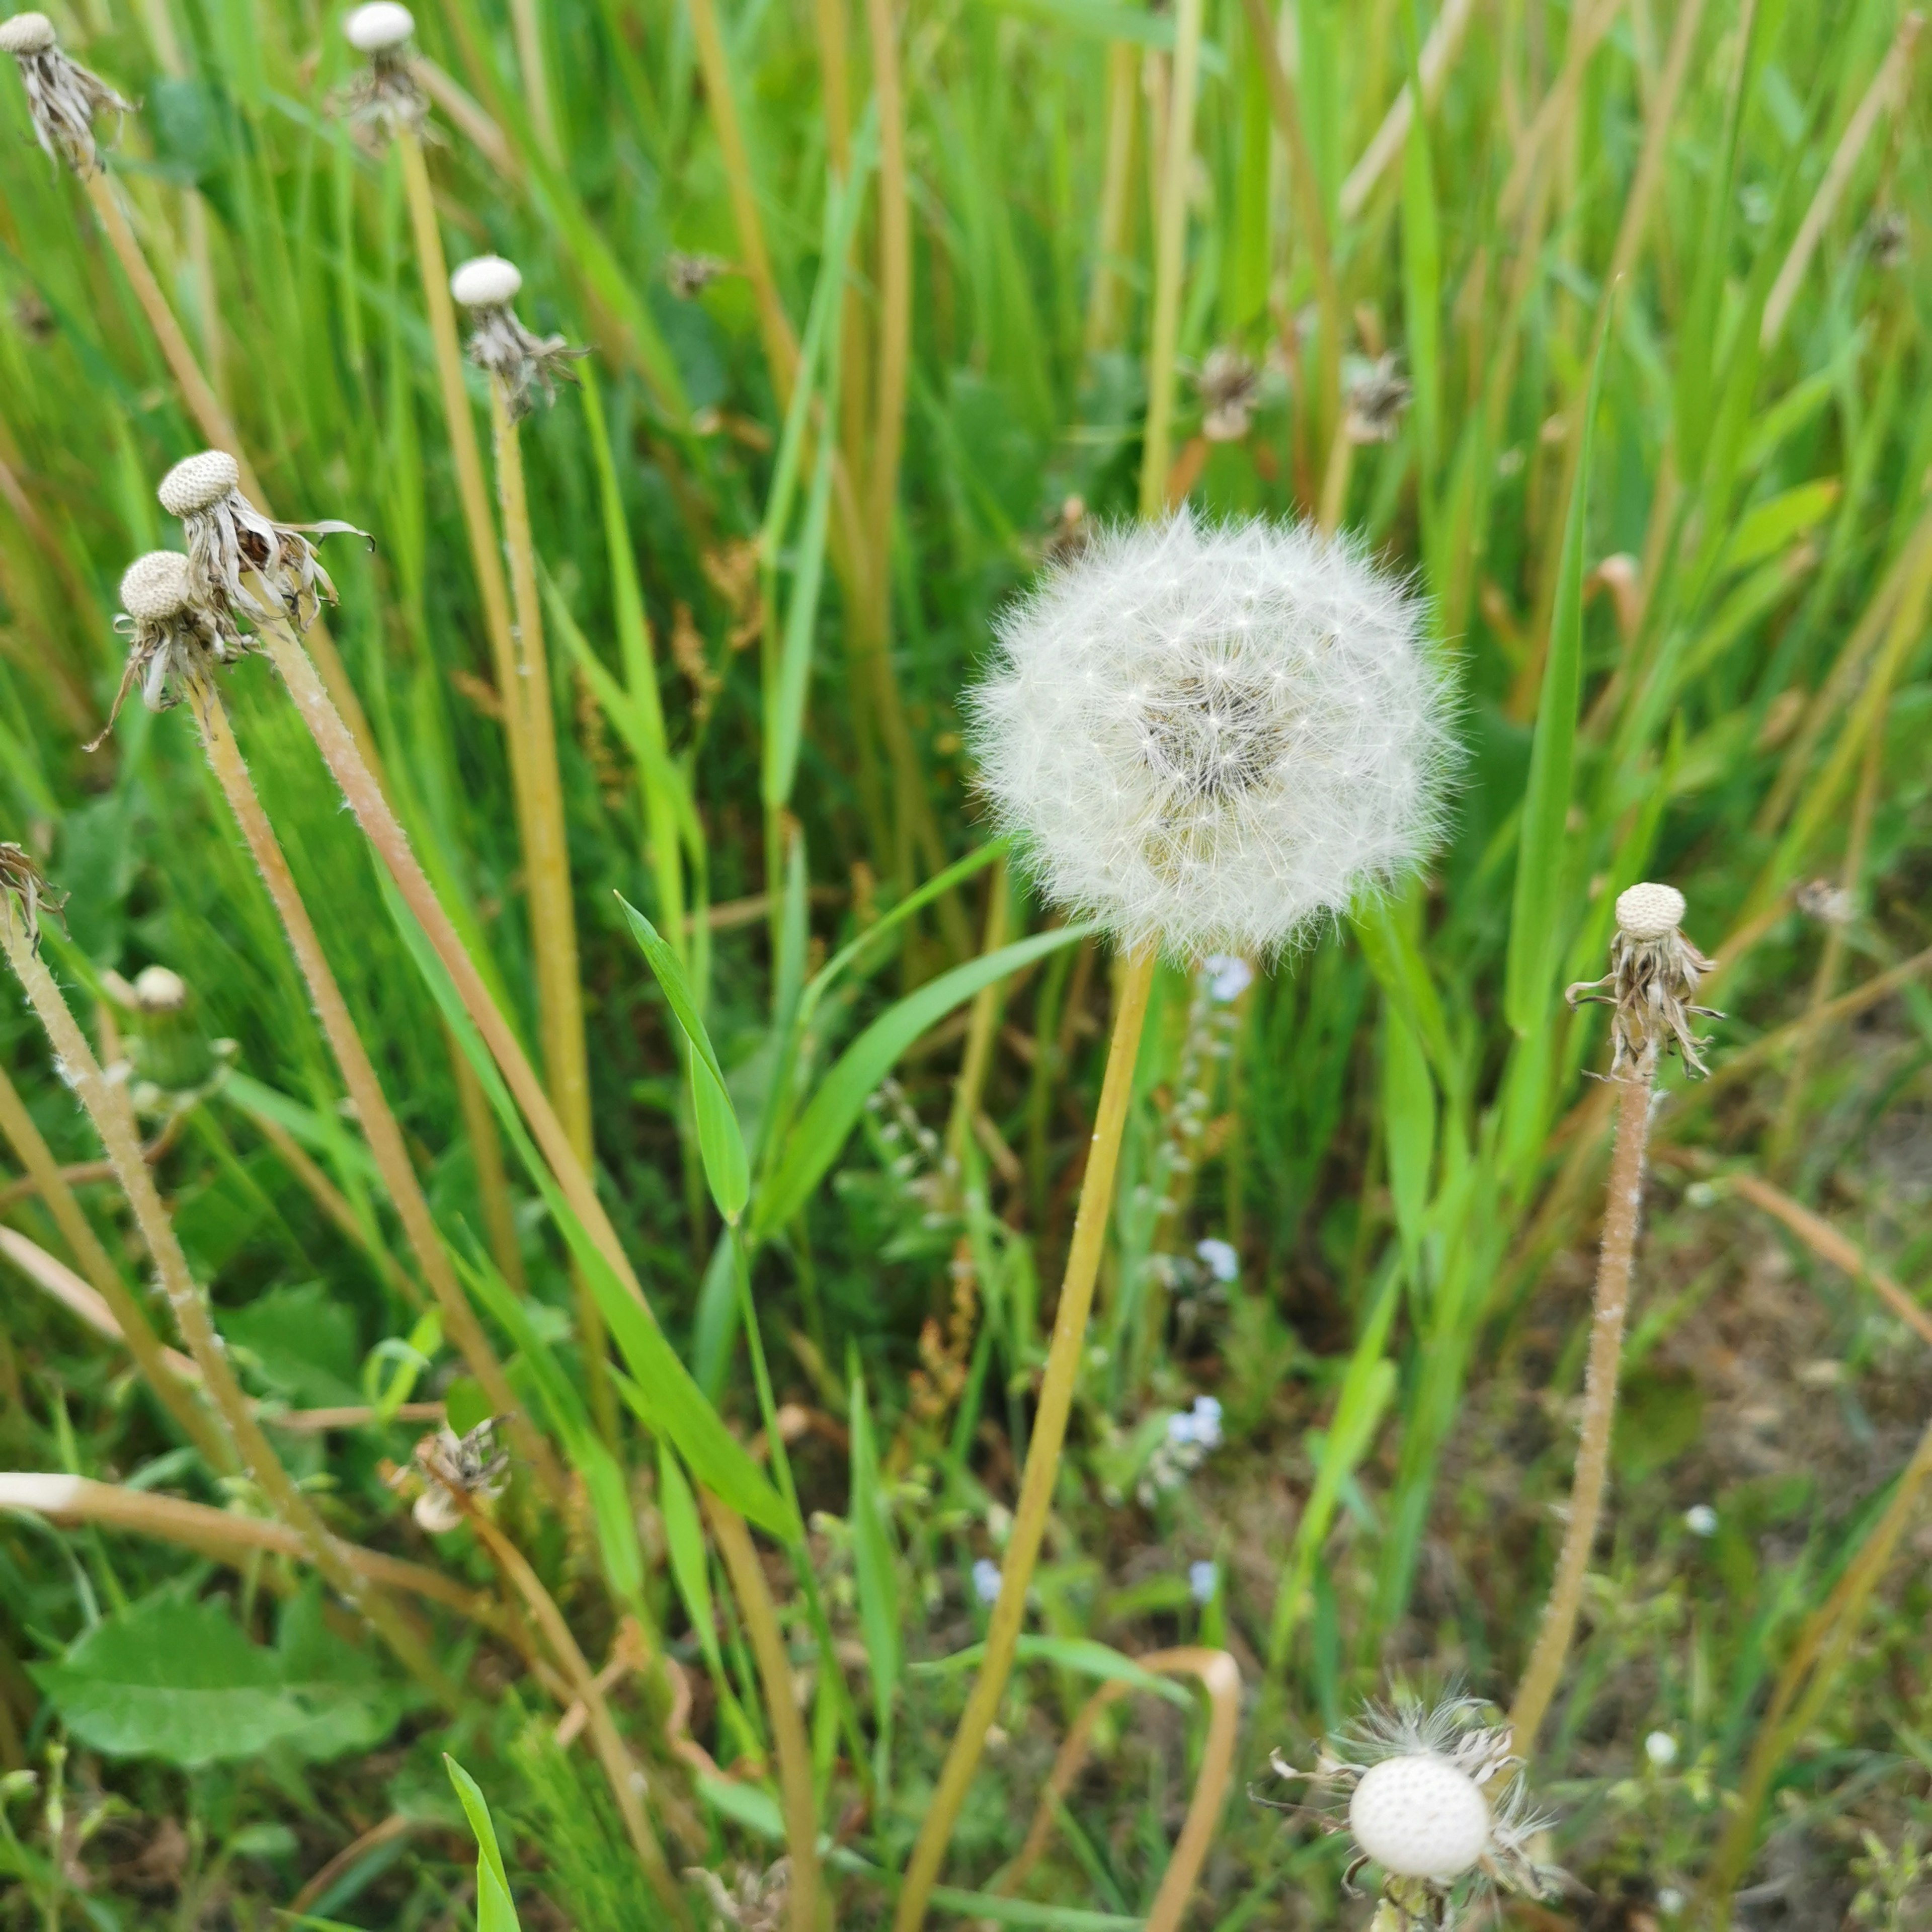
xmin=1508 ymin=1041 xmax=1656 ymax=1752
xmin=0 ymin=1062 xmax=231 ymax=1469
xmin=706 ymin=1495 xmax=821 ymax=1932
xmin=188 ymin=677 xmax=570 ymax=1508
xmin=894 ymin=945 xmax=1159 ymax=1932
xmin=0 ymin=897 xmax=460 ymax=1709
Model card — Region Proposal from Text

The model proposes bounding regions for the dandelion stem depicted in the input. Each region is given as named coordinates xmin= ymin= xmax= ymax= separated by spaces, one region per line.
xmin=1138 ymin=0 xmax=1203 ymax=519
xmin=257 ymin=628 xmax=658 ymax=1319
xmin=1508 ymin=1042 xmax=1656 ymax=1754
xmin=0 ymin=1061 xmax=231 ymax=1471
xmin=188 ymin=676 xmax=571 ymax=1509
xmin=0 ymin=895 xmax=461 ymax=1711
xmin=706 ymin=1494 xmax=821 ymax=1932
xmin=894 ymin=943 xmax=1159 ymax=1932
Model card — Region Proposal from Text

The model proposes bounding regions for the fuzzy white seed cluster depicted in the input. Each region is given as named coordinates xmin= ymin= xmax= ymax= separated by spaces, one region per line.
xmin=451 ymin=254 xmax=522 ymax=309
xmin=157 ymin=449 xmax=241 ymax=518
xmin=968 ymin=513 xmax=1455 ymax=958
xmin=119 ymin=551 xmax=195 ymax=623
xmin=344 ymin=1 xmax=414 ymax=50
xmin=1347 ymin=1753 xmax=1492 ymax=1881
xmin=0 ymin=12 xmax=56 ymax=52
xmin=1614 ymin=880 xmax=1685 ymax=942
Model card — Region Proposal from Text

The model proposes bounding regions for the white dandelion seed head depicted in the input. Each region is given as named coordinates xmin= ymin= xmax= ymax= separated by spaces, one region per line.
xmin=1614 ymin=880 xmax=1684 ymax=942
xmin=157 ymin=449 xmax=240 ymax=517
xmin=344 ymin=1 xmax=414 ymax=50
xmin=967 ymin=513 xmax=1456 ymax=959
xmin=0 ymin=12 xmax=56 ymax=53
xmin=450 ymin=253 xmax=522 ymax=309
xmin=1348 ymin=1754 xmax=1492 ymax=1881
xmin=119 ymin=551 xmax=194 ymax=624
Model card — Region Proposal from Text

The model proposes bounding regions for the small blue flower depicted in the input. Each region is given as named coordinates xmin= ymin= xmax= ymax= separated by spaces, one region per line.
xmin=1203 ymin=955 xmax=1254 ymax=1002
xmin=1195 ymin=1237 xmax=1239 ymax=1282
xmin=971 ymin=1558 xmax=1003 ymax=1605
xmin=1189 ymin=1560 xmax=1217 ymax=1604
xmin=1167 ymin=1411 xmax=1198 ymax=1447
xmin=1190 ymin=1395 xmax=1223 ymax=1449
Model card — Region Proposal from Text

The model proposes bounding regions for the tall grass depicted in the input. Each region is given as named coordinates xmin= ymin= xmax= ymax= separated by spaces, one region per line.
xmin=1 ymin=0 xmax=1930 ymax=1923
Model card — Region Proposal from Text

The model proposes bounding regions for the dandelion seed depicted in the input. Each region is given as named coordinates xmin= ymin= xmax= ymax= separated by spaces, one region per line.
xmin=336 ymin=2 xmax=427 ymax=144
xmin=157 ymin=449 xmax=368 ymax=633
xmin=92 ymin=552 xmax=252 ymax=746
xmin=1195 ymin=1236 xmax=1240 ymax=1282
xmin=968 ymin=513 xmax=1454 ymax=959
xmin=1565 ymin=882 xmax=1723 ymax=1077
xmin=451 ymin=253 xmax=588 ymax=420
xmin=1270 ymin=1697 xmax=1561 ymax=1930
xmin=0 ymin=11 xmax=131 ymax=175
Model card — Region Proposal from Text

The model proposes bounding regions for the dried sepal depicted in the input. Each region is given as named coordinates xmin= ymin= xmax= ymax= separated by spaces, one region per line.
xmin=332 ymin=5 xmax=428 ymax=147
xmin=0 ymin=841 xmax=65 ymax=951
xmin=404 ymin=1416 xmax=511 ymax=1532
xmin=91 ymin=551 xmax=254 ymax=748
xmin=1566 ymin=880 xmax=1722 ymax=1077
xmin=1 ymin=12 xmax=132 ymax=175
xmin=157 ymin=449 xmax=368 ymax=633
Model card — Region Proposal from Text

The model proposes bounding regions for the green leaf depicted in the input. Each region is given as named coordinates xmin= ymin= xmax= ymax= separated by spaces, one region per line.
xmin=445 ymin=1755 xmax=521 ymax=1932
xmin=755 ymin=924 xmax=1092 ymax=1237
xmin=616 ymin=896 xmax=749 ymax=1225
xmin=224 ymin=1280 xmax=362 ymax=1409
xmin=1503 ymin=313 xmax=1611 ymax=1038
xmin=1718 ymin=477 xmax=1840 ymax=576
xmin=847 ymin=1371 xmax=901 ymax=1723
xmin=909 ymin=1635 xmax=1191 ymax=1707
xmin=32 ymin=1593 xmax=403 ymax=1767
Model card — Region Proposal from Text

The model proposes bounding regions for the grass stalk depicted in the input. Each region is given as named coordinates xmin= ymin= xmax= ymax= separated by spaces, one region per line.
xmin=507 ymin=0 xmax=562 ymax=165
xmin=188 ymin=675 xmax=571 ymax=1507
xmin=1138 ymin=0 xmax=1204 ymax=522
xmin=943 ymin=857 xmax=1009 ymax=1166
xmin=0 ymin=1062 xmax=230 ymax=1469
xmin=705 ymin=1495 xmax=821 ymax=1932
xmin=892 ymin=945 xmax=1159 ymax=1932
xmin=1337 ymin=0 xmax=1478 ymax=220
xmin=462 ymin=1506 xmax=691 ymax=1924
xmin=0 ymin=895 xmax=461 ymax=1710
xmin=257 ymin=627 xmax=657 ymax=1314
xmin=1507 ymin=1042 xmax=1656 ymax=1753
xmin=448 ymin=1029 xmax=530 ymax=1294
xmin=1083 ymin=44 xmax=1140 ymax=357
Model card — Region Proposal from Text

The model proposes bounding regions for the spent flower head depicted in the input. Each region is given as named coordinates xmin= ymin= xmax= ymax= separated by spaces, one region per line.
xmin=968 ymin=512 xmax=1455 ymax=959
xmin=1566 ymin=881 xmax=1722 ymax=1077
xmin=1195 ymin=345 xmax=1262 ymax=442
xmin=1 ymin=12 xmax=131 ymax=174
xmin=1345 ymin=353 xmax=1414 ymax=445
xmin=0 ymin=840 xmax=64 ymax=951
xmin=1269 ymin=1696 xmax=1560 ymax=1929
xmin=335 ymin=2 xmax=426 ymax=144
xmin=405 ymin=1416 xmax=510 ymax=1533
xmin=157 ymin=449 xmax=367 ymax=633
xmin=93 ymin=551 xmax=252 ymax=746
xmin=451 ymin=254 xmax=588 ymax=420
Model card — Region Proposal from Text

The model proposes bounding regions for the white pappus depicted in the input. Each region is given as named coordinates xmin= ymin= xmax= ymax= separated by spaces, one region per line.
xmin=967 ymin=513 xmax=1456 ymax=960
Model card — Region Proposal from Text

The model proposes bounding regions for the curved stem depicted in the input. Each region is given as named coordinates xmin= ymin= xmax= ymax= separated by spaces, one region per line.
xmin=894 ymin=946 xmax=1158 ymax=1932
xmin=706 ymin=1496 xmax=820 ymax=1932
xmin=190 ymin=680 xmax=570 ymax=1508
xmin=0 ymin=900 xmax=460 ymax=1710
xmin=1508 ymin=1046 xmax=1655 ymax=1753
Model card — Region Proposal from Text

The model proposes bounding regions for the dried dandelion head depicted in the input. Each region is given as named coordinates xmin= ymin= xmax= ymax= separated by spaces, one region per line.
xmin=967 ymin=512 xmax=1455 ymax=959
xmin=1345 ymin=353 xmax=1414 ymax=445
xmin=0 ymin=841 xmax=65 ymax=951
xmin=93 ymin=551 xmax=252 ymax=746
xmin=157 ymin=449 xmax=367 ymax=633
xmin=1 ymin=12 xmax=131 ymax=174
xmin=686 ymin=1857 xmax=790 ymax=1932
xmin=1196 ymin=346 xmax=1262 ymax=442
xmin=335 ymin=2 xmax=426 ymax=144
xmin=1566 ymin=881 xmax=1722 ymax=1078
xmin=1269 ymin=1696 xmax=1560 ymax=1929
xmin=451 ymin=254 xmax=588 ymax=419
xmin=666 ymin=250 xmax=732 ymax=299
xmin=406 ymin=1416 xmax=510 ymax=1532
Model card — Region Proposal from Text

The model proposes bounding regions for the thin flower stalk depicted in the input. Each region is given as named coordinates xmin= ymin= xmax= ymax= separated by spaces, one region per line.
xmin=1508 ymin=883 xmax=1719 ymax=1753
xmin=0 ymin=1063 xmax=231 ymax=1470
xmin=705 ymin=1494 xmax=821 ymax=1932
xmin=893 ymin=943 xmax=1157 ymax=1932
xmin=180 ymin=668 xmax=571 ymax=1510
xmin=0 ymin=891 xmax=460 ymax=1710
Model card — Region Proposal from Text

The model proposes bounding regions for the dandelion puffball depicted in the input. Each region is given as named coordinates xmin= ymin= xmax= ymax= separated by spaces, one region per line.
xmin=451 ymin=254 xmax=523 ymax=308
xmin=1347 ymin=1754 xmax=1492 ymax=1881
xmin=157 ymin=449 xmax=241 ymax=518
xmin=119 ymin=551 xmax=195 ymax=624
xmin=968 ymin=514 xmax=1454 ymax=958
xmin=1614 ymin=880 xmax=1685 ymax=942
xmin=0 ymin=12 xmax=56 ymax=53
xmin=344 ymin=1 xmax=414 ymax=49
